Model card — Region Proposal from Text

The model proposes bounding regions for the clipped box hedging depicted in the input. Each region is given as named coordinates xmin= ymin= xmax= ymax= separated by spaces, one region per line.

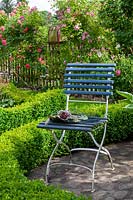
xmin=66 ymin=101 xmax=133 ymax=148
xmin=0 ymin=121 xmax=89 ymax=200
xmin=0 ymin=83 xmax=36 ymax=104
xmin=0 ymin=101 xmax=132 ymax=199
xmin=0 ymin=89 xmax=66 ymax=134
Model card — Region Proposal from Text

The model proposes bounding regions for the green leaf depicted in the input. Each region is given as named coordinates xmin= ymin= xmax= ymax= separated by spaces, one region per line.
xmin=124 ymin=104 xmax=133 ymax=110
xmin=116 ymin=90 xmax=133 ymax=102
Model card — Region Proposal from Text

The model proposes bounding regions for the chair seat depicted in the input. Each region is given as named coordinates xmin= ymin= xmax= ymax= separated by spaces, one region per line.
xmin=37 ymin=116 xmax=107 ymax=131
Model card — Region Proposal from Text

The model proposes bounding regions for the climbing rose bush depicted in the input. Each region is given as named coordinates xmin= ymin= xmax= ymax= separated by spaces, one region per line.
xmin=0 ymin=2 xmax=48 ymax=86
xmin=50 ymin=0 xmax=113 ymax=63
xmin=0 ymin=2 xmax=47 ymax=69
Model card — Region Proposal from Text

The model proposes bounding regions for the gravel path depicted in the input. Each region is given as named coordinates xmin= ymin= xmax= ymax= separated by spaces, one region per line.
xmin=28 ymin=141 xmax=133 ymax=200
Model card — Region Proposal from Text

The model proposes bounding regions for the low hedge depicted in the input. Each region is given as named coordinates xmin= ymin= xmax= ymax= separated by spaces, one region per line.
xmin=66 ymin=101 xmax=133 ymax=148
xmin=0 ymin=101 xmax=132 ymax=199
xmin=0 ymin=89 xmax=66 ymax=134
xmin=0 ymin=121 xmax=89 ymax=200
xmin=0 ymin=83 xmax=36 ymax=104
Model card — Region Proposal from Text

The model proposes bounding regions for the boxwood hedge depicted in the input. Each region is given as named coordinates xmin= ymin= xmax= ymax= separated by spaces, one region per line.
xmin=0 ymin=89 xmax=66 ymax=134
xmin=0 ymin=121 xmax=90 ymax=200
xmin=0 ymin=83 xmax=36 ymax=104
xmin=67 ymin=101 xmax=133 ymax=148
xmin=0 ymin=99 xmax=132 ymax=199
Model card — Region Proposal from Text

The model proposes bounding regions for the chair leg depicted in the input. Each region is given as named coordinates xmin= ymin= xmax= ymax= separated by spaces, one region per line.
xmin=45 ymin=130 xmax=72 ymax=183
xmin=88 ymin=131 xmax=114 ymax=169
xmin=101 ymin=146 xmax=114 ymax=170
xmin=91 ymin=122 xmax=111 ymax=192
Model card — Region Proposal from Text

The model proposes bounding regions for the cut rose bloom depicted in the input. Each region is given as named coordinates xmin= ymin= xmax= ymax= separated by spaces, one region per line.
xmin=1 ymin=39 xmax=7 ymax=46
xmin=58 ymin=110 xmax=71 ymax=120
xmin=25 ymin=64 xmax=30 ymax=69
xmin=115 ymin=69 xmax=121 ymax=76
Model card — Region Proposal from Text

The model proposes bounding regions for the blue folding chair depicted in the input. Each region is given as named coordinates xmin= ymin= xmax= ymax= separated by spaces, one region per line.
xmin=37 ymin=63 xmax=116 ymax=192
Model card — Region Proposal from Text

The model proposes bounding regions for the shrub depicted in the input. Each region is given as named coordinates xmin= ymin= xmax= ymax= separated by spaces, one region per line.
xmin=0 ymin=100 xmax=132 ymax=199
xmin=113 ymin=55 xmax=133 ymax=96
xmin=0 ymin=89 xmax=65 ymax=134
xmin=0 ymin=121 xmax=89 ymax=200
xmin=0 ymin=83 xmax=36 ymax=106
xmin=65 ymin=101 xmax=133 ymax=148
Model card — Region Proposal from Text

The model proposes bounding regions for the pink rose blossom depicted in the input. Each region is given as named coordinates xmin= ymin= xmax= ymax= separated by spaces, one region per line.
xmin=17 ymin=20 xmax=22 ymax=25
xmin=37 ymin=48 xmax=42 ymax=53
xmin=17 ymin=2 xmax=22 ymax=7
xmin=20 ymin=16 xmax=25 ymax=21
xmin=64 ymin=60 xmax=66 ymax=65
xmin=88 ymin=39 xmax=92 ymax=44
xmin=89 ymin=11 xmax=95 ymax=17
xmin=38 ymin=57 xmax=43 ymax=62
xmin=82 ymin=32 xmax=89 ymax=40
xmin=25 ymin=64 xmax=31 ymax=69
xmin=115 ymin=69 xmax=121 ymax=76
xmin=0 ymin=26 xmax=5 ymax=32
xmin=1 ymin=39 xmax=7 ymax=46
xmin=74 ymin=24 xmax=80 ymax=30
xmin=66 ymin=8 xmax=71 ymax=13
xmin=10 ymin=12 xmax=15 ymax=17
xmin=23 ymin=27 xmax=29 ymax=33
xmin=40 ymin=60 xmax=46 ymax=65
xmin=0 ymin=10 xmax=5 ymax=15
xmin=111 ymin=55 xmax=115 ymax=60
xmin=30 ymin=6 xmax=37 ymax=12
xmin=61 ymin=24 xmax=66 ymax=28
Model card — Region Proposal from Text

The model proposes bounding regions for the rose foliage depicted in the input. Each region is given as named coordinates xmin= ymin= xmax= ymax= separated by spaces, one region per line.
xmin=0 ymin=2 xmax=48 ymax=72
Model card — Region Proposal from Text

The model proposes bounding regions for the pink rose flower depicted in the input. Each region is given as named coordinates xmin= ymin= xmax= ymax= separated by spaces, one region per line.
xmin=38 ymin=57 xmax=43 ymax=62
xmin=115 ymin=69 xmax=121 ymax=76
xmin=66 ymin=8 xmax=71 ymax=13
xmin=64 ymin=60 xmax=66 ymax=65
xmin=1 ymin=39 xmax=7 ymax=46
xmin=37 ymin=48 xmax=42 ymax=53
xmin=0 ymin=10 xmax=5 ymax=15
xmin=25 ymin=64 xmax=30 ymax=69
xmin=20 ymin=16 xmax=25 ymax=21
xmin=74 ymin=25 xmax=80 ymax=30
xmin=23 ymin=27 xmax=29 ymax=33
xmin=0 ymin=26 xmax=5 ymax=32
xmin=17 ymin=20 xmax=22 ymax=25
xmin=40 ymin=60 xmax=46 ymax=65
xmin=82 ymin=32 xmax=88 ymax=40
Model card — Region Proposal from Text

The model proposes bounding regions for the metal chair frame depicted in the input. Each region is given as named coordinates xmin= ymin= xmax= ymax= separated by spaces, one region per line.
xmin=37 ymin=63 xmax=116 ymax=192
